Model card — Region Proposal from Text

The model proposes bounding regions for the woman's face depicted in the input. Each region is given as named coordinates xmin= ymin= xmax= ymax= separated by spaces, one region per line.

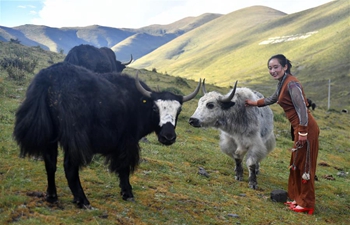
xmin=268 ymin=58 xmax=287 ymax=80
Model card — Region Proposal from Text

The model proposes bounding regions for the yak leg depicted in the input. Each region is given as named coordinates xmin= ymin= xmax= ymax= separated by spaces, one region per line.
xmin=43 ymin=143 xmax=58 ymax=203
xmin=114 ymin=140 xmax=139 ymax=201
xmin=219 ymin=132 xmax=244 ymax=181
xmin=248 ymin=164 xmax=258 ymax=189
xmin=246 ymin=149 xmax=261 ymax=189
xmin=118 ymin=166 xmax=134 ymax=201
xmin=255 ymin=163 xmax=260 ymax=175
xmin=234 ymin=158 xmax=244 ymax=181
xmin=233 ymin=147 xmax=247 ymax=181
xmin=63 ymin=153 xmax=90 ymax=208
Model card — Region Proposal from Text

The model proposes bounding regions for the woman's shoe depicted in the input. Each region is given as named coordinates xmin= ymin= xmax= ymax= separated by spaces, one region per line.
xmin=284 ymin=201 xmax=297 ymax=207
xmin=289 ymin=204 xmax=297 ymax=209
xmin=292 ymin=206 xmax=314 ymax=215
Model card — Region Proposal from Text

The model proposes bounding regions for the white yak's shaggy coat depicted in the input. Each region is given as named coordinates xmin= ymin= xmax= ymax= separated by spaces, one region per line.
xmin=189 ymin=86 xmax=275 ymax=189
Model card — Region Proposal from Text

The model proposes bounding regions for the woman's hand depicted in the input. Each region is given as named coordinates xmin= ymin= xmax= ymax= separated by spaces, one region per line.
xmin=245 ymin=99 xmax=257 ymax=106
xmin=297 ymin=133 xmax=307 ymax=146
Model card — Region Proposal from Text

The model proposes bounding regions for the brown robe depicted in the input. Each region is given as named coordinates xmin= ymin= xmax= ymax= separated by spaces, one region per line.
xmin=257 ymin=74 xmax=320 ymax=208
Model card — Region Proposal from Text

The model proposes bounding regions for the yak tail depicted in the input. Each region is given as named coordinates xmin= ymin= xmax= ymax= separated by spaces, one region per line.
xmin=13 ymin=77 xmax=55 ymax=158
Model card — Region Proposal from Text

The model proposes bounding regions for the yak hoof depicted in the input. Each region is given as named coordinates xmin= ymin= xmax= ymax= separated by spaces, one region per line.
xmin=126 ymin=197 xmax=135 ymax=202
xmin=46 ymin=194 xmax=58 ymax=203
xmin=122 ymin=195 xmax=135 ymax=202
xmin=121 ymin=195 xmax=135 ymax=202
xmin=235 ymin=176 xmax=243 ymax=181
xmin=249 ymin=183 xmax=258 ymax=189
xmin=121 ymin=190 xmax=134 ymax=201
xmin=73 ymin=198 xmax=91 ymax=209
xmin=76 ymin=202 xmax=92 ymax=209
xmin=82 ymin=204 xmax=93 ymax=210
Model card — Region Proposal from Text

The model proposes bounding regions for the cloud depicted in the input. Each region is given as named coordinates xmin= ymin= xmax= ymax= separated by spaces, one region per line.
xmin=18 ymin=5 xmax=36 ymax=9
xmin=30 ymin=0 xmax=334 ymax=28
xmin=32 ymin=0 xmax=143 ymax=28
xmin=31 ymin=0 xmax=258 ymax=28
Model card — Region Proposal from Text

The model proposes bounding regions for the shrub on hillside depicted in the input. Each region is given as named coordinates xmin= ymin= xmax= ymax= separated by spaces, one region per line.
xmin=175 ymin=77 xmax=190 ymax=88
xmin=163 ymin=87 xmax=184 ymax=96
xmin=0 ymin=57 xmax=38 ymax=81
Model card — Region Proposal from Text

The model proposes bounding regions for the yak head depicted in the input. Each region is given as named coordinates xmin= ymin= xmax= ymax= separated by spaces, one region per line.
xmin=99 ymin=47 xmax=133 ymax=72
xmin=136 ymin=73 xmax=201 ymax=145
xmin=189 ymin=80 xmax=238 ymax=128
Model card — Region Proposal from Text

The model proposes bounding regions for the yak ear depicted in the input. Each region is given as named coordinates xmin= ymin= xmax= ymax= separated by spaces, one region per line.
xmin=219 ymin=101 xmax=235 ymax=110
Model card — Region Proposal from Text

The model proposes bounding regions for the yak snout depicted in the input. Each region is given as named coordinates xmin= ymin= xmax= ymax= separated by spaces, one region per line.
xmin=158 ymin=122 xmax=177 ymax=145
xmin=188 ymin=117 xmax=201 ymax=127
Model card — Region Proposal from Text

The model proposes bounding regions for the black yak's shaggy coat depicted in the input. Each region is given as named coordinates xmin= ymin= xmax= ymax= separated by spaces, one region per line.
xmin=13 ymin=62 xmax=187 ymax=208
xmin=64 ymin=44 xmax=132 ymax=73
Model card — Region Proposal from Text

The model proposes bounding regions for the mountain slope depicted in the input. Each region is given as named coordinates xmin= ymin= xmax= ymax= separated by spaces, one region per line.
xmin=111 ymin=33 xmax=178 ymax=62
xmin=0 ymin=26 xmax=44 ymax=47
xmin=131 ymin=6 xmax=287 ymax=75
xmin=0 ymin=13 xmax=220 ymax=59
xmin=113 ymin=13 xmax=222 ymax=61
xmin=131 ymin=1 xmax=350 ymax=109
xmin=0 ymin=25 xmax=137 ymax=54
xmin=135 ymin=13 xmax=222 ymax=35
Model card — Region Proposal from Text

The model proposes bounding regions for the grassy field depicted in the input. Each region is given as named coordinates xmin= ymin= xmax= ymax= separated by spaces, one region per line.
xmin=0 ymin=43 xmax=349 ymax=224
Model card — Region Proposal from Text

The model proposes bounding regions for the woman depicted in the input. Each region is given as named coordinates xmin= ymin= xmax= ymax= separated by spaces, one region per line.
xmin=245 ymin=54 xmax=319 ymax=215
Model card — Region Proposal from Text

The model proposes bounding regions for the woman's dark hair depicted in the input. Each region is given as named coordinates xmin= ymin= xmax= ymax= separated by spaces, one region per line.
xmin=268 ymin=54 xmax=292 ymax=74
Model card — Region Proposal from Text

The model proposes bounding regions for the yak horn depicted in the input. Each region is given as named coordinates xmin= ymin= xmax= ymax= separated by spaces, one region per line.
xmin=122 ymin=54 xmax=133 ymax=65
xmin=135 ymin=71 xmax=152 ymax=98
xmin=219 ymin=81 xmax=238 ymax=103
xmin=136 ymin=72 xmax=201 ymax=102
xmin=182 ymin=78 xmax=201 ymax=102
xmin=202 ymin=79 xmax=207 ymax=94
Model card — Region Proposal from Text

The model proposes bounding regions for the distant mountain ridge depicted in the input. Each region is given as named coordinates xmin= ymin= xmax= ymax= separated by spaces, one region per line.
xmin=0 ymin=13 xmax=222 ymax=61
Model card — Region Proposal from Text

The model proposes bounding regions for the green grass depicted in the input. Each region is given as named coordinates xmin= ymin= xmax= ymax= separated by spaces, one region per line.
xmin=1 ymin=42 xmax=350 ymax=225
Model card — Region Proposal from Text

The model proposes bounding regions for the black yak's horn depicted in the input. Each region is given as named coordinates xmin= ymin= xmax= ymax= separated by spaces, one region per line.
xmin=135 ymin=71 xmax=152 ymax=98
xmin=183 ymin=78 xmax=201 ymax=102
xmin=122 ymin=54 xmax=133 ymax=65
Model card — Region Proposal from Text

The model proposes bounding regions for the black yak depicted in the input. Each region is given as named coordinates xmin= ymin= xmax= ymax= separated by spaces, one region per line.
xmin=307 ymin=98 xmax=316 ymax=110
xmin=13 ymin=62 xmax=200 ymax=208
xmin=64 ymin=44 xmax=132 ymax=73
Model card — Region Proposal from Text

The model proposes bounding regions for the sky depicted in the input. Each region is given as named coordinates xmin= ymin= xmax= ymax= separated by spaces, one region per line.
xmin=0 ymin=0 xmax=334 ymax=29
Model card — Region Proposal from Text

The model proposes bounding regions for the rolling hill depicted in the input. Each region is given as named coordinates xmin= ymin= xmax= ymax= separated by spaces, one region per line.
xmin=0 ymin=13 xmax=221 ymax=61
xmin=132 ymin=5 xmax=287 ymax=78
xmin=110 ymin=13 xmax=222 ymax=61
xmin=131 ymin=0 xmax=349 ymax=109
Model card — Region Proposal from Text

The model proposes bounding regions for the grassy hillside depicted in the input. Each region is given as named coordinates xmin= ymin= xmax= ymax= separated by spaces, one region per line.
xmin=132 ymin=1 xmax=350 ymax=110
xmin=112 ymin=13 xmax=222 ymax=61
xmin=136 ymin=13 xmax=222 ymax=35
xmin=0 ymin=13 xmax=220 ymax=62
xmin=12 ymin=25 xmax=136 ymax=54
xmin=0 ymin=41 xmax=349 ymax=224
xmin=111 ymin=33 xmax=178 ymax=62
xmin=131 ymin=6 xmax=287 ymax=73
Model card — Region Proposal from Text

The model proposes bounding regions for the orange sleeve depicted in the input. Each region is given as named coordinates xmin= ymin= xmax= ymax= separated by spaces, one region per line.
xmin=257 ymin=99 xmax=265 ymax=107
xmin=297 ymin=125 xmax=308 ymax=134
